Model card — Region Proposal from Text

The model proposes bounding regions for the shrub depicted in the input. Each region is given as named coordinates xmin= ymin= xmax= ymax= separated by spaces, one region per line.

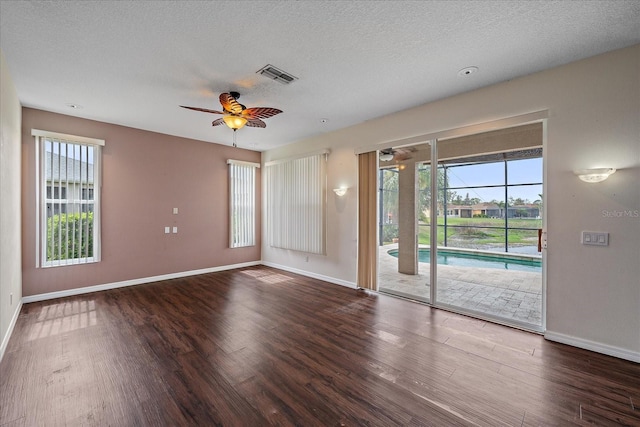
xmin=46 ymin=212 xmax=94 ymax=261
xmin=456 ymin=227 xmax=490 ymax=238
xmin=381 ymin=224 xmax=398 ymax=244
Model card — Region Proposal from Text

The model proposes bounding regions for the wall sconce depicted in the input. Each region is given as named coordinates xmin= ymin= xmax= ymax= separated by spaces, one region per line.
xmin=574 ymin=168 xmax=616 ymax=183
xmin=333 ymin=187 xmax=348 ymax=197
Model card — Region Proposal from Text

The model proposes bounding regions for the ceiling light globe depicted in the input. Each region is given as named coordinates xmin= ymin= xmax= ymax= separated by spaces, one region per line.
xmin=379 ymin=153 xmax=394 ymax=162
xmin=223 ymin=115 xmax=248 ymax=130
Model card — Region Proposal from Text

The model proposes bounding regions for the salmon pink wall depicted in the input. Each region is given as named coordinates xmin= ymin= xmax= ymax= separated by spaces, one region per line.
xmin=21 ymin=108 xmax=261 ymax=297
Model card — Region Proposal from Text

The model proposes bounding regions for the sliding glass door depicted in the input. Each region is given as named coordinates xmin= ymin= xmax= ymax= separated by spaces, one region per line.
xmin=378 ymin=154 xmax=433 ymax=303
xmin=377 ymin=122 xmax=545 ymax=332
xmin=434 ymin=152 xmax=543 ymax=329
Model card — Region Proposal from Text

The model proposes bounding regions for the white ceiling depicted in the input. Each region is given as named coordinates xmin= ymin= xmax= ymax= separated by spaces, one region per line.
xmin=1 ymin=1 xmax=639 ymax=151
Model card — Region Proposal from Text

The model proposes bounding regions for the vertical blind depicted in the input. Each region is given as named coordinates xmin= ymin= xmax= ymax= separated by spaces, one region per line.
xmin=228 ymin=160 xmax=259 ymax=248
xmin=33 ymin=129 xmax=104 ymax=267
xmin=266 ymin=151 xmax=328 ymax=255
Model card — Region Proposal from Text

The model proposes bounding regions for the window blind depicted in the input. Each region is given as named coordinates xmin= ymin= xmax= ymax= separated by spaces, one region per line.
xmin=266 ymin=151 xmax=327 ymax=254
xmin=228 ymin=160 xmax=259 ymax=248
xmin=32 ymin=129 xmax=103 ymax=267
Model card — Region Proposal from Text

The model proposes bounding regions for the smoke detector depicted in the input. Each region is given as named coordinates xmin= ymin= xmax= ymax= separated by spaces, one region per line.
xmin=458 ymin=66 xmax=478 ymax=77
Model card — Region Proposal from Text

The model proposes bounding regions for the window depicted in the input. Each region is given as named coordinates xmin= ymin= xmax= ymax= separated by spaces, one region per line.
xmin=434 ymin=150 xmax=542 ymax=253
xmin=81 ymin=188 xmax=94 ymax=200
xmin=33 ymin=129 xmax=104 ymax=267
xmin=265 ymin=150 xmax=328 ymax=255
xmin=228 ymin=160 xmax=259 ymax=248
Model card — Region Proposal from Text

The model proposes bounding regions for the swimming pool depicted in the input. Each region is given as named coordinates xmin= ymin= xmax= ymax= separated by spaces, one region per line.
xmin=387 ymin=248 xmax=541 ymax=273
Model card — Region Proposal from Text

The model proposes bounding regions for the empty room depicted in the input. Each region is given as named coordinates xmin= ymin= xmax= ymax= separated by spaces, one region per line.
xmin=1 ymin=1 xmax=639 ymax=425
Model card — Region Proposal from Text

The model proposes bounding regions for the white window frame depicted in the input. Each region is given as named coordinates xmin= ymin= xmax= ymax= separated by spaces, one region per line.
xmin=33 ymin=129 xmax=104 ymax=268
xmin=228 ymin=159 xmax=260 ymax=248
xmin=265 ymin=150 xmax=328 ymax=255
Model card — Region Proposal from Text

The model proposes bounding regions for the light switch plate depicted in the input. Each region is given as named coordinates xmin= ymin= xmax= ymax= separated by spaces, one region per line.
xmin=164 ymin=226 xmax=170 ymax=234
xmin=173 ymin=207 xmax=178 ymax=214
xmin=172 ymin=226 xmax=178 ymax=234
xmin=581 ymin=231 xmax=608 ymax=246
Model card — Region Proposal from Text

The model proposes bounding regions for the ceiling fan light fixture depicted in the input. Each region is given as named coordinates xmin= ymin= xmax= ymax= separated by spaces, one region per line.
xmin=223 ymin=115 xmax=248 ymax=130
xmin=379 ymin=151 xmax=394 ymax=162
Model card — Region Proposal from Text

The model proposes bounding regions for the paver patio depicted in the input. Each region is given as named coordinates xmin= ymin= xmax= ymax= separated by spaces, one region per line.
xmin=378 ymin=244 xmax=543 ymax=327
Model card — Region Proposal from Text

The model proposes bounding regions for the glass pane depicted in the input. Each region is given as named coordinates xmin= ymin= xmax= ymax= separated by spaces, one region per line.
xmin=436 ymin=153 xmax=543 ymax=330
xmin=445 ymin=162 xmax=505 ymax=188
xmin=440 ymin=226 xmax=506 ymax=251
xmin=445 ymin=186 xmax=507 ymax=220
xmin=508 ymin=229 xmax=542 ymax=255
xmin=378 ymin=163 xmax=430 ymax=304
xmin=507 ymin=184 xmax=543 ymax=223
xmin=416 ymin=165 xmax=432 ymax=225
xmin=508 ymin=158 xmax=542 ymax=185
xmin=43 ymin=138 xmax=96 ymax=265
xmin=380 ymin=168 xmax=399 ymax=244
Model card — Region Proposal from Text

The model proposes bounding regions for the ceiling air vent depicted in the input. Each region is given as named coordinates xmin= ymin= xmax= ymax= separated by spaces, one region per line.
xmin=256 ymin=64 xmax=298 ymax=84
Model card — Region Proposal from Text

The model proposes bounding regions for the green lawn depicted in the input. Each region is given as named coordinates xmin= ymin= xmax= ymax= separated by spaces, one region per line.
xmin=383 ymin=217 xmax=542 ymax=247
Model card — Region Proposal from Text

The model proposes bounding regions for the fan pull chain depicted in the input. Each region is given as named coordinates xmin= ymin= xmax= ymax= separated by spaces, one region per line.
xmin=233 ymin=130 xmax=237 ymax=148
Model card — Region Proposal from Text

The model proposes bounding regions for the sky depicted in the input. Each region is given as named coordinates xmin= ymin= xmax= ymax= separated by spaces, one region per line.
xmin=444 ymin=158 xmax=542 ymax=204
xmin=45 ymin=139 xmax=95 ymax=164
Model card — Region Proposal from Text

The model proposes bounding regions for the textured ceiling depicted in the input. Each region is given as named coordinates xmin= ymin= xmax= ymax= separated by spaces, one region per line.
xmin=1 ymin=1 xmax=639 ymax=150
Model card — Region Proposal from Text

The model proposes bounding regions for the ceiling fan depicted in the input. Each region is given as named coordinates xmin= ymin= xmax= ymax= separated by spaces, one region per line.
xmin=180 ymin=92 xmax=282 ymax=146
xmin=379 ymin=147 xmax=416 ymax=162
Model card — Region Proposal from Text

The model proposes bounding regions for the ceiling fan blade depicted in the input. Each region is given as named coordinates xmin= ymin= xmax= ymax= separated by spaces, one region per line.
xmin=245 ymin=118 xmax=266 ymax=128
xmin=180 ymin=105 xmax=225 ymax=114
xmin=211 ymin=118 xmax=225 ymax=127
xmin=219 ymin=93 xmax=244 ymax=114
xmin=242 ymin=107 xmax=283 ymax=120
xmin=393 ymin=147 xmax=415 ymax=160
xmin=394 ymin=152 xmax=412 ymax=161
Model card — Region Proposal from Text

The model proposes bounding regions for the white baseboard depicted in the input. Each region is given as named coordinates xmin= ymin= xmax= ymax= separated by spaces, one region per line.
xmin=261 ymin=261 xmax=357 ymax=289
xmin=22 ymin=261 xmax=262 ymax=304
xmin=0 ymin=300 xmax=22 ymax=363
xmin=544 ymin=331 xmax=640 ymax=363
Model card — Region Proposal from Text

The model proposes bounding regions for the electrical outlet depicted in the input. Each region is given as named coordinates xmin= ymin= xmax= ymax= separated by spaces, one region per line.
xmin=173 ymin=207 xmax=178 ymax=214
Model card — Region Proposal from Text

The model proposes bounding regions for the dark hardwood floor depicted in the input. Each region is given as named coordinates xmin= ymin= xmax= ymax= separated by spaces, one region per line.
xmin=1 ymin=266 xmax=639 ymax=426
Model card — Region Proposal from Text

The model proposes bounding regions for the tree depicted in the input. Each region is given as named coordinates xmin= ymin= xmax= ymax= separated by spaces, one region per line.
xmin=516 ymin=197 xmax=527 ymax=205
xmin=490 ymin=199 xmax=505 ymax=208
xmin=381 ymin=169 xmax=399 ymax=224
xmin=416 ymin=166 xmax=456 ymax=217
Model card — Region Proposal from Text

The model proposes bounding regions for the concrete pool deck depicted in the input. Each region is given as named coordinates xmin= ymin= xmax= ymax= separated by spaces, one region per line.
xmin=378 ymin=244 xmax=543 ymax=327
